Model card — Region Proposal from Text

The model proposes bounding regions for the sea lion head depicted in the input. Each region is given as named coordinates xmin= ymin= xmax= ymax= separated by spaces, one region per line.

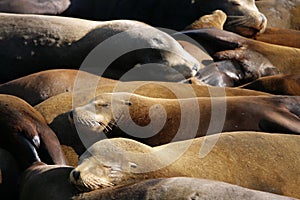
xmin=69 ymin=93 xmax=132 ymax=134
xmin=205 ymin=0 xmax=267 ymax=37
xmin=69 ymin=138 xmax=151 ymax=192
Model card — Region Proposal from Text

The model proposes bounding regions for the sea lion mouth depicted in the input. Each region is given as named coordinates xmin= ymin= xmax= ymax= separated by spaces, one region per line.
xmin=225 ymin=15 xmax=266 ymax=37
xmin=68 ymin=110 xmax=116 ymax=134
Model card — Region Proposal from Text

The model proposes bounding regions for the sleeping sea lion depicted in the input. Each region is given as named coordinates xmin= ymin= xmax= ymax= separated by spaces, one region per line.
xmin=69 ymin=132 xmax=300 ymax=198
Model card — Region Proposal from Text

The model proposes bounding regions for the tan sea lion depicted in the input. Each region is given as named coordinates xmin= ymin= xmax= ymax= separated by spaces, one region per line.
xmin=70 ymin=132 xmax=300 ymax=198
xmin=0 ymin=94 xmax=66 ymax=169
xmin=70 ymin=92 xmax=300 ymax=146
xmin=35 ymin=81 xmax=270 ymax=165
xmin=185 ymin=10 xmax=227 ymax=30
xmin=255 ymin=0 xmax=300 ymax=30
xmin=240 ymin=74 xmax=300 ymax=96
xmin=0 ymin=13 xmax=199 ymax=83
xmin=0 ymin=69 xmax=117 ymax=105
xmin=180 ymin=28 xmax=300 ymax=75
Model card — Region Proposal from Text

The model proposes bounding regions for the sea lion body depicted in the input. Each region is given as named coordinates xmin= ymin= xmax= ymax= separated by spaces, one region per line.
xmin=181 ymin=28 xmax=300 ymax=78
xmin=0 ymin=0 xmax=70 ymax=14
xmin=70 ymin=132 xmax=300 ymax=198
xmin=62 ymin=0 xmax=266 ymax=37
xmin=17 ymin=163 xmax=296 ymax=200
xmin=71 ymin=92 xmax=300 ymax=146
xmin=0 ymin=69 xmax=117 ymax=105
xmin=0 ymin=13 xmax=199 ymax=83
xmin=0 ymin=148 xmax=22 ymax=200
xmin=240 ymin=74 xmax=300 ymax=96
xmin=254 ymin=27 xmax=300 ymax=48
xmin=0 ymin=94 xmax=66 ymax=169
xmin=18 ymin=163 xmax=77 ymax=200
xmin=35 ymin=81 xmax=270 ymax=165
xmin=75 ymin=177 xmax=297 ymax=200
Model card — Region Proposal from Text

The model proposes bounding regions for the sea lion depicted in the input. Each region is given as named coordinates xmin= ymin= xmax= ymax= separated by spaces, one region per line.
xmin=17 ymin=163 xmax=296 ymax=200
xmin=0 ymin=69 xmax=117 ymax=106
xmin=61 ymin=0 xmax=266 ymax=37
xmin=35 ymin=81 xmax=270 ymax=165
xmin=185 ymin=10 xmax=227 ymax=30
xmin=254 ymin=27 xmax=300 ymax=48
xmin=0 ymin=13 xmax=199 ymax=83
xmin=180 ymin=28 xmax=300 ymax=75
xmin=0 ymin=94 xmax=66 ymax=169
xmin=18 ymin=163 xmax=78 ymax=200
xmin=0 ymin=148 xmax=22 ymax=200
xmin=70 ymin=92 xmax=300 ymax=146
xmin=0 ymin=0 xmax=70 ymax=14
xmin=74 ymin=177 xmax=297 ymax=200
xmin=255 ymin=0 xmax=300 ymax=30
xmin=70 ymin=132 xmax=300 ymax=198
xmin=240 ymin=74 xmax=300 ymax=96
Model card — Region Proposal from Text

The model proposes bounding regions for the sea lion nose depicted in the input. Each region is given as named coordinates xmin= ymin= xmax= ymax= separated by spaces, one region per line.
xmin=72 ymin=170 xmax=80 ymax=181
xmin=259 ymin=14 xmax=267 ymax=31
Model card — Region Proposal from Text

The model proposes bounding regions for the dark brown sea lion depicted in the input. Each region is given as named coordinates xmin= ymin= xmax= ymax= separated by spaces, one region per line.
xmin=255 ymin=0 xmax=300 ymax=30
xmin=0 ymin=13 xmax=199 ymax=83
xmin=62 ymin=0 xmax=266 ymax=37
xmin=0 ymin=69 xmax=117 ymax=106
xmin=70 ymin=92 xmax=300 ymax=146
xmin=254 ymin=27 xmax=300 ymax=48
xmin=35 ymin=81 xmax=270 ymax=165
xmin=180 ymin=28 xmax=300 ymax=76
xmin=240 ymin=74 xmax=300 ymax=96
xmin=0 ymin=0 xmax=70 ymax=14
xmin=0 ymin=148 xmax=22 ymax=200
xmin=0 ymin=94 xmax=66 ymax=169
xmin=17 ymin=164 xmax=297 ymax=200
xmin=70 ymin=132 xmax=300 ymax=198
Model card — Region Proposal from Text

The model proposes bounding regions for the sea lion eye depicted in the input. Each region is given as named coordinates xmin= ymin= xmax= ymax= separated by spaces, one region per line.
xmin=96 ymin=103 xmax=109 ymax=108
xmin=192 ymin=64 xmax=198 ymax=72
xmin=124 ymin=100 xmax=132 ymax=106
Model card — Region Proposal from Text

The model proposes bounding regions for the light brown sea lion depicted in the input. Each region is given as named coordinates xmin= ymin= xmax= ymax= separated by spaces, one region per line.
xmin=35 ymin=81 xmax=270 ymax=165
xmin=0 ymin=94 xmax=66 ymax=169
xmin=69 ymin=132 xmax=300 ymax=198
xmin=0 ymin=13 xmax=199 ymax=83
xmin=240 ymin=74 xmax=300 ymax=96
xmin=254 ymin=27 xmax=300 ymax=48
xmin=70 ymin=92 xmax=300 ymax=146
xmin=255 ymin=0 xmax=300 ymax=30
xmin=180 ymin=28 xmax=300 ymax=75
xmin=0 ymin=148 xmax=22 ymax=200
xmin=185 ymin=10 xmax=227 ymax=30
xmin=0 ymin=69 xmax=117 ymax=105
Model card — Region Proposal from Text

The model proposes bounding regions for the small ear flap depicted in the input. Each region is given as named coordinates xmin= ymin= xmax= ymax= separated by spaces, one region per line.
xmin=124 ymin=100 xmax=132 ymax=106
